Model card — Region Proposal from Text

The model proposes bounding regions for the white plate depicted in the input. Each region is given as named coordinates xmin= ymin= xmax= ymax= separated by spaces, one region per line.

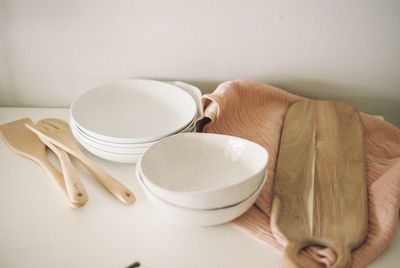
xmin=72 ymin=127 xmax=142 ymax=163
xmin=71 ymin=124 xmax=150 ymax=155
xmin=168 ymin=81 xmax=202 ymax=118
xmin=71 ymin=79 xmax=197 ymax=143
xmin=69 ymin=114 xmax=195 ymax=148
xmin=70 ymin=118 xmax=158 ymax=149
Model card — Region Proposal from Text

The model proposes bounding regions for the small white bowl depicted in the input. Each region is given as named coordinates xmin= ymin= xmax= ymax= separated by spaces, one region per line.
xmin=136 ymin=159 xmax=266 ymax=226
xmin=140 ymin=133 xmax=269 ymax=209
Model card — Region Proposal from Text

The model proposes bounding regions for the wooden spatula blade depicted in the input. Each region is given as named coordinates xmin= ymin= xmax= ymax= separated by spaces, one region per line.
xmin=0 ymin=118 xmax=87 ymax=207
xmin=0 ymin=118 xmax=45 ymax=161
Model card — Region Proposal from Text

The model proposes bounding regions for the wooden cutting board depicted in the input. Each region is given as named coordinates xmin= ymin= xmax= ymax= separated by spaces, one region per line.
xmin=271 ymin=100 xmax=368 ymax=268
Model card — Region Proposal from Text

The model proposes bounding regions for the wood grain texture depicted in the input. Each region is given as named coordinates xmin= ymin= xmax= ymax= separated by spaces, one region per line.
xmin=200 ymin=80 xmax=400 ymax=267
xmin=26 ymin=119 xmax=135 ymax=205
xmin=42 ymin=136 xmax=88 ymax=207
xmin=0 ymin=118 xmax=77 ymax=207
xmin=271 ymin=100 xmax=368 ymax=268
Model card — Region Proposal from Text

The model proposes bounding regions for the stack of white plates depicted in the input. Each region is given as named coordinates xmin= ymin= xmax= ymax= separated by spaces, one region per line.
xmin=70 ymin=79 xmax=200 ymax=163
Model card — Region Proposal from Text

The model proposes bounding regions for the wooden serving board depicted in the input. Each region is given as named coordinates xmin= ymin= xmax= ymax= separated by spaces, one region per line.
xmin=271 ymin=100 xmax=368 ymax=268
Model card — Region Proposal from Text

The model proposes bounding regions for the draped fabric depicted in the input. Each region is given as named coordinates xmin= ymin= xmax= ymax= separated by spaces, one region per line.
xmin=199 ymin=80 xmax=400 ymax=267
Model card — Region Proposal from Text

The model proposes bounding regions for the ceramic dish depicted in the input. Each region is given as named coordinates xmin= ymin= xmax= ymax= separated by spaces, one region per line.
xmin=70 ymin=115 xmax=195 ymax=148
xmin=71 ymin=118 xmax=195 ymax=154
xmin=71 ymin=120 xmax=155 ymax=151
xmin=70 ymin=79 xmax=197 ymax=143
xmin=168 ymin=81 xmax=202 ymax=118
xmin=140 ymin=133 xmax=269 ymax=209
xmin=72 ymin=127 xmax=142 ymax=163
xmin=71 ymin=126 xmax=150 ymax=154
xmin=136 ymin=158 xmax=267 ymax=226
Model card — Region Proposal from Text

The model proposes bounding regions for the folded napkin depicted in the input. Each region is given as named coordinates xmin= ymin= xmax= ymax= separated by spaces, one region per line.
xmin=199 ymin=80 xmax=400 ymax=267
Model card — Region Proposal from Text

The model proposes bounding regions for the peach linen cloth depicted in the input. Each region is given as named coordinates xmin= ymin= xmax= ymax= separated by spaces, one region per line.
xmin=198 ymin=80 xmax=400 ymax=267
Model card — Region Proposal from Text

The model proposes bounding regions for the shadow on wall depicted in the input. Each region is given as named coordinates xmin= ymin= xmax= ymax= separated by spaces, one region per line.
xmin=182 ymin=78 xmax=399 ymax=127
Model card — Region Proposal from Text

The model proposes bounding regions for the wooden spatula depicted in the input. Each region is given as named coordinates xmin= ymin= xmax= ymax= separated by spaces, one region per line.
xmin=271 ymin=100 xmax=368 ymax=268
xmin=0 ymin=118 xmax=84 ymax=207
xmin=39 ymin=136 xmax=88 ymax=206
xmin=26 ymin=119 xmax=135 ymax=205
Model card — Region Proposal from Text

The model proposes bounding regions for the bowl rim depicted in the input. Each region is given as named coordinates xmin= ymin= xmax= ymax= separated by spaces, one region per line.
xmin=136 ymin=157 xmax=268 ymax=211
xmin=140 ymin=132 xmax=269 ymax=195
xmin=70 ymin=79 xmax=197 ymax=143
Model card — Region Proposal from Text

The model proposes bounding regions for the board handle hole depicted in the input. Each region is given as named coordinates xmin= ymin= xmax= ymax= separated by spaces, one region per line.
xmin=285 ymin=240 xmax=350 ymax=268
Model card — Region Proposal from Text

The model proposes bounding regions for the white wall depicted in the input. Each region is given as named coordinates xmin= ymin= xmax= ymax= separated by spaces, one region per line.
xmin=1 ymin=0 xmax=399 ymax=126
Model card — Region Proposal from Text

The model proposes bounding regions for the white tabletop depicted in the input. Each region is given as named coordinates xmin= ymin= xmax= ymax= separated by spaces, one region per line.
xmin=0 ymin=107 xmax=398 ymax=268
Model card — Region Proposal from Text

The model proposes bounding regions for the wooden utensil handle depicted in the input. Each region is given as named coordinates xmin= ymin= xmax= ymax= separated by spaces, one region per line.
xmin=38 ymin=158 xmax=81 ymax=208
xmin=77 ymin=154 xmax=135 ymax=204
xmin=54 ymin=146 xmax=88 ymax=206
xmin=284 ymin=239 xmax=351 ymax=268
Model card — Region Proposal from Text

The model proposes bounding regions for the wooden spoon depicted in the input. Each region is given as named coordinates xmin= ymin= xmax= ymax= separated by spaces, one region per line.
xmin=26 ymin=119 xmax=135 ymax=205
xmin=40 ymin=136 xmax=88 ymax=206
xmin=271 ymin=100 xmax=368 ymax=268
xmin=0 ymin=118 xmax=81 ymax=207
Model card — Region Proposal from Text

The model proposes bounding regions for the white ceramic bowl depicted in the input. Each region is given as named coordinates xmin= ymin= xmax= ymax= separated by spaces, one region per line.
xmin=140 ymin=133 xmax=269 ymax=209
xmin=136 ymin=159 xmax=267 ymax=226
xmin=70 ymin=79 xmax=197 ymax=143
